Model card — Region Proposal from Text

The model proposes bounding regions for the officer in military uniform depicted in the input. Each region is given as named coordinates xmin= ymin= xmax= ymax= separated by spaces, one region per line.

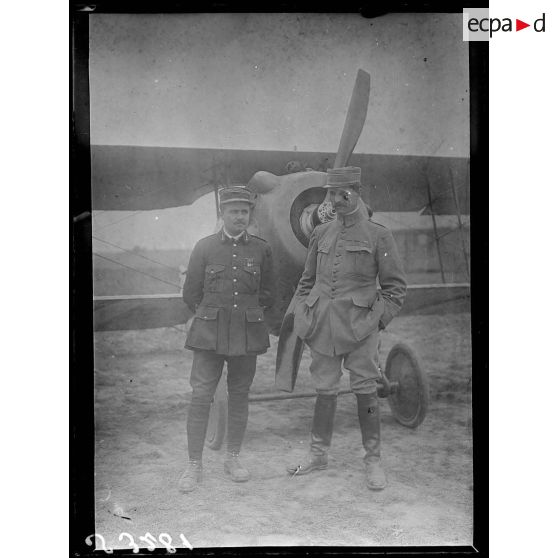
xmin=287 ymin=166 xmax=407 ymax=490
xmin=179 ymin=186 xmax=274 ymax=493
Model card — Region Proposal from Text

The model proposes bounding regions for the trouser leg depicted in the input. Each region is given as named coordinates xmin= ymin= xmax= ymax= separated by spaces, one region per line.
xmin=187 ymin=351 xmax=225 ymax=461
xmin=344 ymin=331 xmax=381 ymax=395
xmin=225 ymin=355 xmax=257 ymax=454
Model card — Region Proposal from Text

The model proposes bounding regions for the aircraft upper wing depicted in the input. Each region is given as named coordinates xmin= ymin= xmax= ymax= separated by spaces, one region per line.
xmin=91 ymin=144 xmax=469 ymax=215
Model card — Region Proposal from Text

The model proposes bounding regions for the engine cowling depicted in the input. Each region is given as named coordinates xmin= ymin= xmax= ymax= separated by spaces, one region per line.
xmin=246 ymin=170 xmax=335 ymax=334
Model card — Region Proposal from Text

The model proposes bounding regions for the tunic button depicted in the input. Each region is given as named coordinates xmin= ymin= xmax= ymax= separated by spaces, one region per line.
xmin=233 ymin=278 xmax=237 ymax=282
xmin=233 ymin=254 xmax=237 ymax=257
xmin=233 ymin=243 xmax=237 ymax=247
xmin=233 ymin=266 xmax=237 ymax=270
xmin=233 ymin=304 xmax=238 ymax=308
xmin=234 ymin=292 xmax=239 ymax=295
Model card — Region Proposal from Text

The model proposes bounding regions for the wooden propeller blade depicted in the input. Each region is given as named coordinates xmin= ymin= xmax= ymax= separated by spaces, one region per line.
xmin=333 ymin=69 xmax=371 ymax=169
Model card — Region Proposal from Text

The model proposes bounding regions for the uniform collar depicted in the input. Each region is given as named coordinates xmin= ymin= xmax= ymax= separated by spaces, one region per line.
xmin=336 ymin=198 xmax=368 ymax=227
xmin=220 ymin=228 xmax=249 ymax=244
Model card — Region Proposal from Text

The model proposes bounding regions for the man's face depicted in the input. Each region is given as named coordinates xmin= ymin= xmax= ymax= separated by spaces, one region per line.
xmin=328 ymin=186 xmax=360 ymax=216
xmin=221 ymin=202 xmax=251 ymax=236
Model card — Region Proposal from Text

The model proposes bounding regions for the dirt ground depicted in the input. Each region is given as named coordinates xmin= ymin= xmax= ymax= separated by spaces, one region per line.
xmin=93 ymin=312 xmax=472 ymax=550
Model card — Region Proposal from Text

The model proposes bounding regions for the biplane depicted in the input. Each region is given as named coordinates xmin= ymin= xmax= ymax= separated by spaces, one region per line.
xmin=91 ymin=65 xmax=471 ymax=333
xmin=86 ymin=65 xmax=471 ymax=440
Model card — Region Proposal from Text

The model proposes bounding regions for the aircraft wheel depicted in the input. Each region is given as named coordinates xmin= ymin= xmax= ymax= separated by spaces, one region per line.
xmin=206 ymin=377 xmax=227 ymax=450
xmin=384 ymin=343 xmax=429 ymax=428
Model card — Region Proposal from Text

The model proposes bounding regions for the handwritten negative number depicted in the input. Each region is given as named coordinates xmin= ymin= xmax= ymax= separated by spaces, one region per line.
xmin=86 ymin=532 xmax=192 ymax=552
xmin=119 ymin=532 xmax=139 ymax=553
xmin=159 ymin=533 xmax=177 ymax=553
xmin=85 ymin=533 xmax=113 ymax=554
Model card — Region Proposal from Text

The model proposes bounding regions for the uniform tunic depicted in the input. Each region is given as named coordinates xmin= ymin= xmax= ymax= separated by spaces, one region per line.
xmin=183 ymin=229 xmax=274 ymax=356
xmin=293 ymin=200 xmax=407 ymax=356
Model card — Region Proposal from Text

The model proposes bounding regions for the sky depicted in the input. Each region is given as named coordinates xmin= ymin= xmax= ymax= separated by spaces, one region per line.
xmin=92 ymin=195 xmax=217 ymax=253
xmin=89 ymin=12 xmax=469 ymax=158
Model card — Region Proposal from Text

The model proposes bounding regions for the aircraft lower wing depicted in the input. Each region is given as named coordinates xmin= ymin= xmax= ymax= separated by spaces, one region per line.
xmin=93 ymin=284 xmax=471 ymax=332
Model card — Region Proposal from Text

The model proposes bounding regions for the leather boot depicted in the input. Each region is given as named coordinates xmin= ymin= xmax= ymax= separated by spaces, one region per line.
xmin=224 ymin=451 xmax=250 ymax=482
xmin=178 ymin=460 xmax=203 ymax=493
xmin=287 ymin=394 xmax=337 ymax=475
xmin=356 ymin=393 xmax=387 ymax=491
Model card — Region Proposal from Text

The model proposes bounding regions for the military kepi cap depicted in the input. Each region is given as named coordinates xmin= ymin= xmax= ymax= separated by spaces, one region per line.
xmin=324 ymin=166 xmax=361 ymax=188
xmin=218 ymin=185 xmax=255 ymax=206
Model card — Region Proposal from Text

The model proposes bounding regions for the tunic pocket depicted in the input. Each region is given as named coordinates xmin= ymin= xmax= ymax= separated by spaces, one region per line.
xmin=351 ymin=296 xmax=377 ymax=341
xmin=245 ymin=307 xmax=269 ymax=353
xmin=241 ymin=263 xmax=261 ymax=292
xmin=345 ymin=244 xmax=374 ymax=276
xmin=204 ymin=264 xmax=226 ymax=292
xmin=186 ymin=306 xmax=220 ymax=351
